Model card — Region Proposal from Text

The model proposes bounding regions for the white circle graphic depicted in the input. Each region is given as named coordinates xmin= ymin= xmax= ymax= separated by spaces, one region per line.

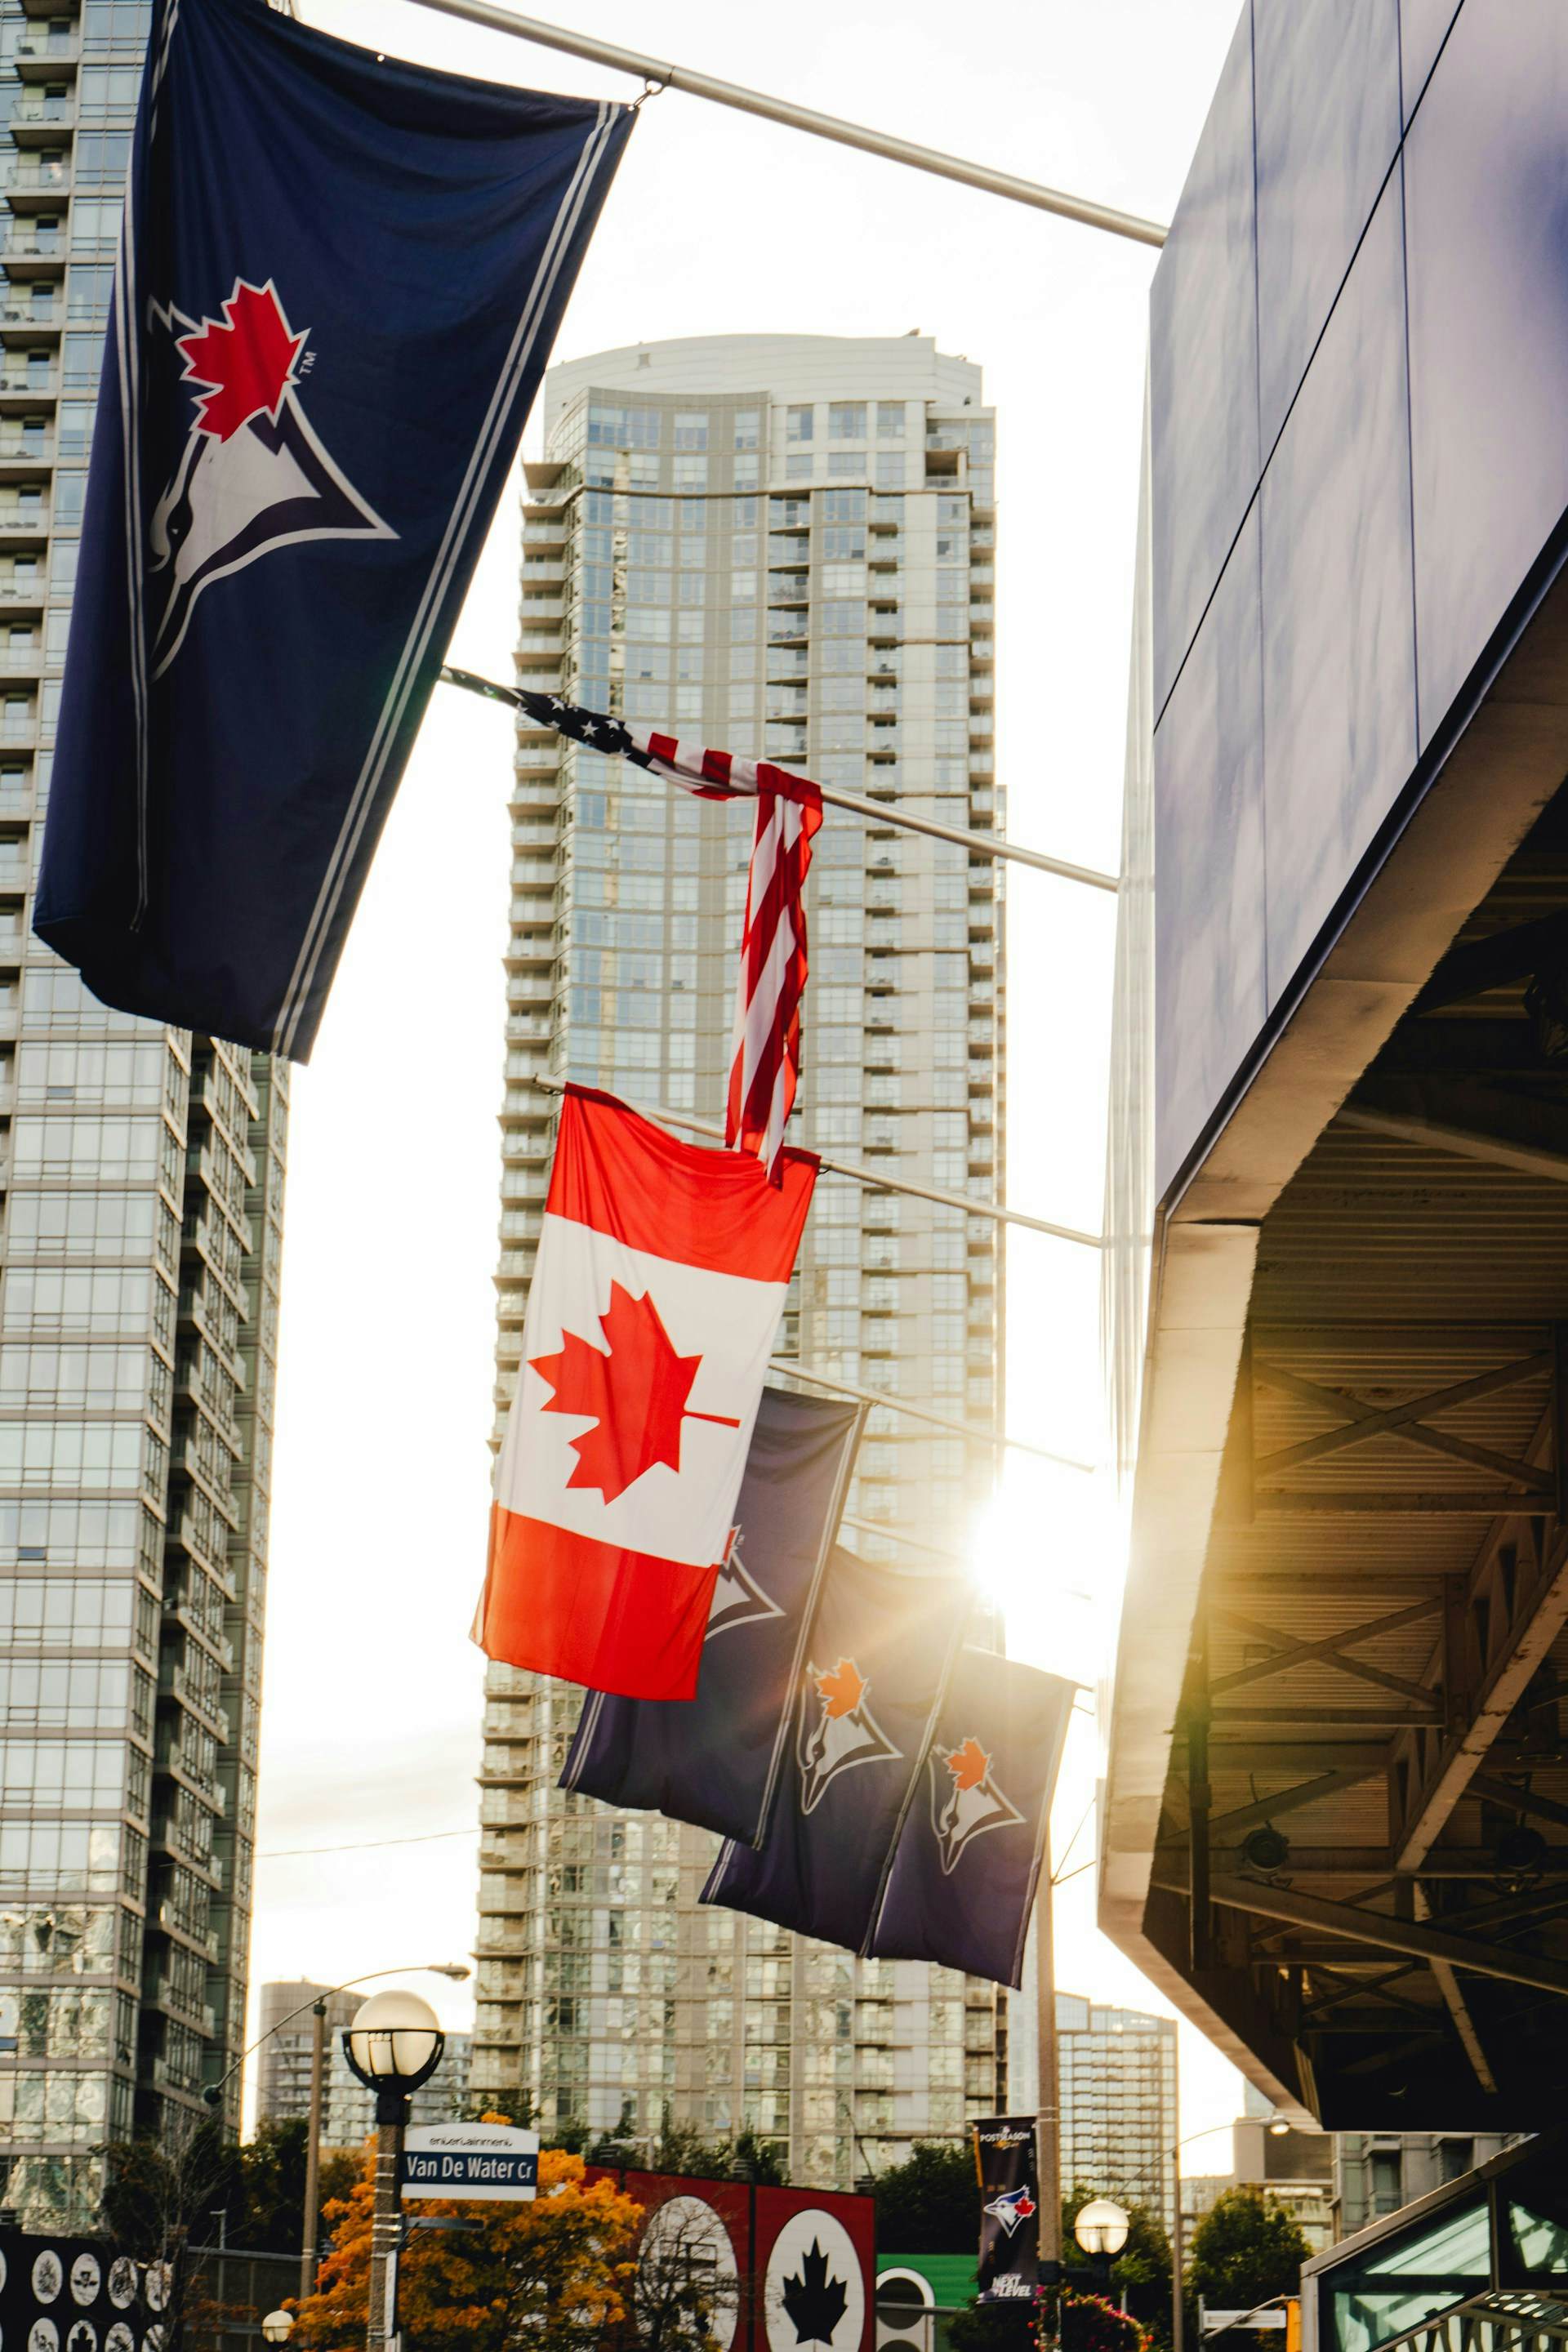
xmin=105 ymin=2269 xmax=136 ymax=2318
xmin=70 ymin=2257 xmax=100 ymax=2310
xmin=66 ymin=2322 xmax=97 ymax=2352
xmin=32 ymin=2256 xmax=62 ymax=2308
xmin=764 ymin=2209 xmax=864 ymax=2352
xmin=106 ymin=2328 xmax=135 ymax=2352
xmin=639 ymin=2195 xmax=741 ymax=2352
xmin=142 ymin=2270 xmax=170 ymax=2318
xmin=29 ymin=2322 xmax=60 ymax=2352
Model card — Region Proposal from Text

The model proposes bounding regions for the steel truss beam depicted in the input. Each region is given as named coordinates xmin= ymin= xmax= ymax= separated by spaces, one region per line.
xmin=1252 ymin=1352 xmax=1552 ymax=1493
xmin=1211 ymin=1597 xmax=1442 ymax=1706
xmin=1393 ymin=1508 xmax=1568 ymax=1868
xmin=1202 ymin=1875 xmax=1568 ymax=1997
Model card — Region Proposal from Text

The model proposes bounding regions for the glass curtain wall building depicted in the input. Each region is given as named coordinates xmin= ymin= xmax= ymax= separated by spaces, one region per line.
xmin=1056 ymin=1994 xmax=1178 ymax=2232
xmin=0 ymin=0 xmax=289 ymax=2225
xmin=473 ymin=334 xmax=1004 ymax=2188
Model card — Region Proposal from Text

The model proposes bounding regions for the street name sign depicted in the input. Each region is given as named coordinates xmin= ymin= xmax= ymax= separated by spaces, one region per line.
xmin=399 ymin=2122 xmax=539 ymax=2202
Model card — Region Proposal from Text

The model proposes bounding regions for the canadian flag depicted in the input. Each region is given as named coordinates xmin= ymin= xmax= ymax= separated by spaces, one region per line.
xmin=476 ymin=1085 xmax=818 ymax=1699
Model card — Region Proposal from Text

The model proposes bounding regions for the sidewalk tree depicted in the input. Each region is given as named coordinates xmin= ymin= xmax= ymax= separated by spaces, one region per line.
xmin=874 ymin=2142 xmax=979 ymax=2252
xmin=289 ymin=2142 xmax=644 ymax=2352
xmin=1184 ymin=2188 xmax=1309 ymax=2317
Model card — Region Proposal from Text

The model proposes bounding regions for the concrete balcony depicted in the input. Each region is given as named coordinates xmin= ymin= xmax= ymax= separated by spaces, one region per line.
xmin=0 ymin=296 xmax=60 ymax=333
xmin=3 ymin=100 xmax=75 ymax=145
xmin=0 ymin=160 xmax=69 ymax=205
xmin=0 ymin=233 xmax=65 ymax=271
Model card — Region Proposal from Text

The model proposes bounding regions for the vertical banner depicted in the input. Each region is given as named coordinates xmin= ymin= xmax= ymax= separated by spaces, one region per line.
xmin=974 ymin=2117 xmax=1040 ymax=2303
xmin=561 ymin=1386 xmax=862 ymax=1843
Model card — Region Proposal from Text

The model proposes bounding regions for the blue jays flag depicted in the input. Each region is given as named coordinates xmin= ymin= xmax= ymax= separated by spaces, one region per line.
xmin=701 ymin=1546 xmax=970 ymax=1954
xmin=35 ymin=0 xmax=631 ymax=1058
xmin=559 ymin=1387 xmax=862 ymax=1845
xmin=974 ymin=2118 xmax=1040 ymax=2303
xmin=867 ymin=1649 xmax=1074 ymax=1989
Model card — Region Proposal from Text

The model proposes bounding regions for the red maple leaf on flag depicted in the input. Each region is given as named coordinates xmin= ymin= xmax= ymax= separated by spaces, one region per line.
xmin=529 ymin=1281 xmax=739 ymax=1504
xmin=1014 ymin=2193 xmax=1036 ymax=2219
xmin=176 ymin=278 xmax=307 ymax=443
xmin=946 ymin=1735 xmax=991 ymax=1791
xmin=816 ymin=1657 xmax=867 ymax=1718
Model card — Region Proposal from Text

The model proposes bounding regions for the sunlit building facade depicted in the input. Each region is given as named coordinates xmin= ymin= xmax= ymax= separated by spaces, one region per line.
xmin=1057 ymin=1994 xmax=1178 ymax=2233
xmin=471 ymin=335 xmax=1005 ymax=2186
xmin=0 ymin=0 xmax=288 ymax=2225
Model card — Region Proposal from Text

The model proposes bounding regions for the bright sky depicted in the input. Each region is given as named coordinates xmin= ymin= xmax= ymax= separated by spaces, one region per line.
xmin=247 ymin=0 xmax=1250 ymax=2174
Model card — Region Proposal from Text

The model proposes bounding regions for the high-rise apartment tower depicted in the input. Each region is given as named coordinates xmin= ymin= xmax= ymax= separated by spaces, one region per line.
xmin=0 ymin=0 xmax=288 ymax=2225
xmin=257 ymin=1981 xmax=471 ymax=2148
xmin=472 ymin=334 xmax=1003 ymax=2189
xmin=1056 ymin=1994 xmax=1178 ymax=2233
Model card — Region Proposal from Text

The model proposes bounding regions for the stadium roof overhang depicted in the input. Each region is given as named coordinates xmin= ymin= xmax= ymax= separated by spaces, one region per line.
xmin=1101 ymin=562 xmax=1568 ymax=2130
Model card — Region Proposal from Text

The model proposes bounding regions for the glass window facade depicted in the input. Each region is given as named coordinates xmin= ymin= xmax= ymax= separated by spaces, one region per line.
xmin=0 ymin=0 xmax=290 ymax=2225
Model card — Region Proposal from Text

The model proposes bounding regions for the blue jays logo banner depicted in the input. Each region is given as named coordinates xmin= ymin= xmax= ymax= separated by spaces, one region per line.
xmin=34 ymin=0 xmax=631 ymax=1058
xmin=866 ymin=1649 xmax=1073 ymax=1989
xmin=559 ymin=1387 xmax=862 ymax=1844
xmin=701 ymin=1545 xmax=969 ymax=1955
xmin=973 ymin=2118 xmax=1040 ymax=2303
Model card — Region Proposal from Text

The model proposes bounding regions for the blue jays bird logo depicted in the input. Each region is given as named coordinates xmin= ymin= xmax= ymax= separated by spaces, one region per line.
xmin=931 ymin=1734 xmax=1023 ymax=1874
xmin=796 ymin=1655 xmax=900 ymax=1814
xmin=706 ymin=1524 xmax=784 ymax=1641
xmin=983 ymin=2185 xmax=1037 ymax=2238
xmin=146 ymin=276 xmax=394 ymax=676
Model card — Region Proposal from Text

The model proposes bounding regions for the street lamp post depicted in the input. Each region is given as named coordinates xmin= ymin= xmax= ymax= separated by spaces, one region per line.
xmin=1073 ymin=2198 xmax=1129 ymax=2294
xmin=200 ymin=1961 xmax=467 ymax=2305
xmin=1172 ymin=2116 xmax=1292 ymax=2352
xmin=341 ymin=1989 xmax=445 ymax=2352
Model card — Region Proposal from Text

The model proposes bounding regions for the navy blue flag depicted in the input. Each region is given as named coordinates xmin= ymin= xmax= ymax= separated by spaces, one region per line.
xmin=35 ymin=0 xmax=631 ymax=1058
xmin=559 ymin=1387 xmax=862 ymax=1845
xmin=867 ymin=1649 xmax=1074 ymax=1989
xmin=973 ymin=2118 xmax=1040 ymax=2302
xmin=701 ymin=1545 xmax=971 ymax=1954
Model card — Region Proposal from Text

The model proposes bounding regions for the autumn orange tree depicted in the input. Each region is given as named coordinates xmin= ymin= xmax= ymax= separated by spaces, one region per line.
xmin=290 ymin=2140 xmax=644 ymax=2352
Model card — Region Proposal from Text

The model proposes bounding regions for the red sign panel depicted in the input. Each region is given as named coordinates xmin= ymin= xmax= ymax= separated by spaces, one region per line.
xmin=587 ymin=2169 xmax=874 ymax=2352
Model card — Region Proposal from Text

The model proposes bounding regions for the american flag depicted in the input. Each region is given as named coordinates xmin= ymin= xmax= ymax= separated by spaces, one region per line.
xmin=500 ymin=682 xmax=823 ymax=1183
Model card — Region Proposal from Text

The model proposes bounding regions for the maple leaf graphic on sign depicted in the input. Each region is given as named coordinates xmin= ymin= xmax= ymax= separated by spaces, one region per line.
xmin=781 ymin=2241 xmax=849 ymax=2346
xmin=176 ymin=278 xmax=307 ymax=442
xmin=529 ymin=1281 xmax=740 ymax=1503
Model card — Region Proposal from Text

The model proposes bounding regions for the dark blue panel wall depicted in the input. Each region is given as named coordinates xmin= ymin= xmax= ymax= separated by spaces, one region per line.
xmin=1404 ymin=0 xmax=1568 ymax=746
xmin=1399 ymin=0 xmax=1463 ymax=117
xmin=1149 ymin=7 xmax=1258 ymax=718
xmin=1260 ymin=166 xmax=1416 ymax=989
xmin=1151 ymin=0 xmax=1568 ymax=1203
xmin=1155 ymin=512 xmax=1267 ymax=1178
xmin=1252 ymin=0 xmax=1401 ymax=454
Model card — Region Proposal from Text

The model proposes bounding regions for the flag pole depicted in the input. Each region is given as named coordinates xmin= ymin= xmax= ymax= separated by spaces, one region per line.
xmin=525 ymin=1071 xmax=1101 ymax=1248
xmin=394 ymin=0 xmax=1167 ymax=247
xmin=441 ymin=668 xmax=1119 ymax=894
xmin=770 ymin=1358 xmax=1094 ymax=1472
xmin=1036 ymin=1855 xmax=1063 ymax=2341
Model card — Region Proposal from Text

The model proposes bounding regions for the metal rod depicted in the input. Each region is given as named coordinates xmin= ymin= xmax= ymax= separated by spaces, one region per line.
xmin=441 ymin=667 xmax=1120 ymax=894
xmin=773 ymin=1356 xmax=1094 ymax=1472
xmin=301 ymin=1999 xmax=326 ymax=2302
xmin=399 ymin=0 xmax=1168 ymax=247
xmin=528 ymin=1070 xmax=1102 ymax=1248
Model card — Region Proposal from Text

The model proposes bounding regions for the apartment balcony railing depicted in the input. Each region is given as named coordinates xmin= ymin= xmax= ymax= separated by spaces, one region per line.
xmin=0 ymin=161 xmax=69 ymax=194
xmin=5 ymin=99 xmax=74 ymax=126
